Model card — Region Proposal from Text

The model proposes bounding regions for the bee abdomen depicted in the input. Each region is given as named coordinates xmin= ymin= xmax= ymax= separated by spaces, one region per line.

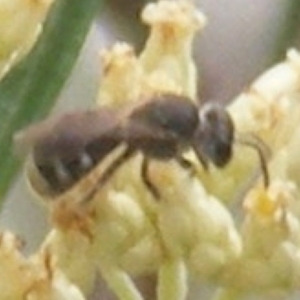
xmin=36 ymin=151 xmax=95 ymax=195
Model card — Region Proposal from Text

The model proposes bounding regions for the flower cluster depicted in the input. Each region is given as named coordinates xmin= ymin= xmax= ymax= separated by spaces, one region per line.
xmin=1 ymin=1 xmax=300 ymax=300
xmin=0 ymin=0 xmax=54 ymax=79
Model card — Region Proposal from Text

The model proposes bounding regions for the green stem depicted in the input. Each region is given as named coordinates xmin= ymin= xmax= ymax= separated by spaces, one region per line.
xmin=99 ymin=265 xmax=145 ymax=300
xmin=0 ymin=0 xmax=104 ymax=204
xmin=157 ymin=259 xmax=188 ymax=300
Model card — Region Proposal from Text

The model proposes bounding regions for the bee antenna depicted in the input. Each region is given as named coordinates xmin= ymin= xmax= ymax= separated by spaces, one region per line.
xmin=235 ymin=133 xmax=271 ymax=188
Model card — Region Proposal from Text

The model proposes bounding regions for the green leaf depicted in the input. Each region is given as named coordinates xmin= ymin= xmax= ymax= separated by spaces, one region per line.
xmin=0 ymin=0 xmax=103 ymax=204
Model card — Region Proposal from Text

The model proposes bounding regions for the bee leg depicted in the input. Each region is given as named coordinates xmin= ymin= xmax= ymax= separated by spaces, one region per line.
xmin=82 ymin=147 xmax=134 ymax=203
xmin=192 ymin=145 xmax=209 ymax=171
xmin=141 ymin=157 xmax=160 ymax=199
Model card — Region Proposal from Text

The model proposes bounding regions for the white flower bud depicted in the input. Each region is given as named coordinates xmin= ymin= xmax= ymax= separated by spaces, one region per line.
xmin=224 ymin=181 xmax=300 ymax=292
xmin=0 ymin=0 xmax=54 ymax=79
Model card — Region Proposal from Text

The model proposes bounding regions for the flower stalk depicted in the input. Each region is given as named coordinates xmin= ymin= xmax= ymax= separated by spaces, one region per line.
xmin=1 ymin=0 xmax=300 ymax=300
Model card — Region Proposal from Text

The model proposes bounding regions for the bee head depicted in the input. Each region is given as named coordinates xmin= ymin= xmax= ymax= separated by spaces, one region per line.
xmin=193 ymin=103 xmax=234 ymax=167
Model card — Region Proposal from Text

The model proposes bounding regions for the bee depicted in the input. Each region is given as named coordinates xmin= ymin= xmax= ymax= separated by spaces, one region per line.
xmin=15 ymin=93 xmax=269 ymax=201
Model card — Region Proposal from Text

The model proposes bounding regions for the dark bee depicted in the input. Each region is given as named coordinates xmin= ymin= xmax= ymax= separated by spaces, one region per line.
xmin=15 ymin=94 xmax=269 ymax=201
xmin=14 ymin=108 xmax=122 ymax=197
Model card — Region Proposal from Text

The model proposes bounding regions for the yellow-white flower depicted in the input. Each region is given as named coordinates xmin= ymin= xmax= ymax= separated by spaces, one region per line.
xmin=2 ymin=0 xmax=300 ymax=299
xmin=218 ymin=181 xmax=300 ymax=297
xmin=0 ymin=0 xmax=54 ymax=79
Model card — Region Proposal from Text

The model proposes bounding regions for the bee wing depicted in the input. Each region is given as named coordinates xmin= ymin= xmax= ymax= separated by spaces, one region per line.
xmin=14 ymin=115 xmax=62 ymax=157
xmin=15 ymin=108 xmax=123 ymax=196
xmin=14 ymin=108 xmax=121 ymax=160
